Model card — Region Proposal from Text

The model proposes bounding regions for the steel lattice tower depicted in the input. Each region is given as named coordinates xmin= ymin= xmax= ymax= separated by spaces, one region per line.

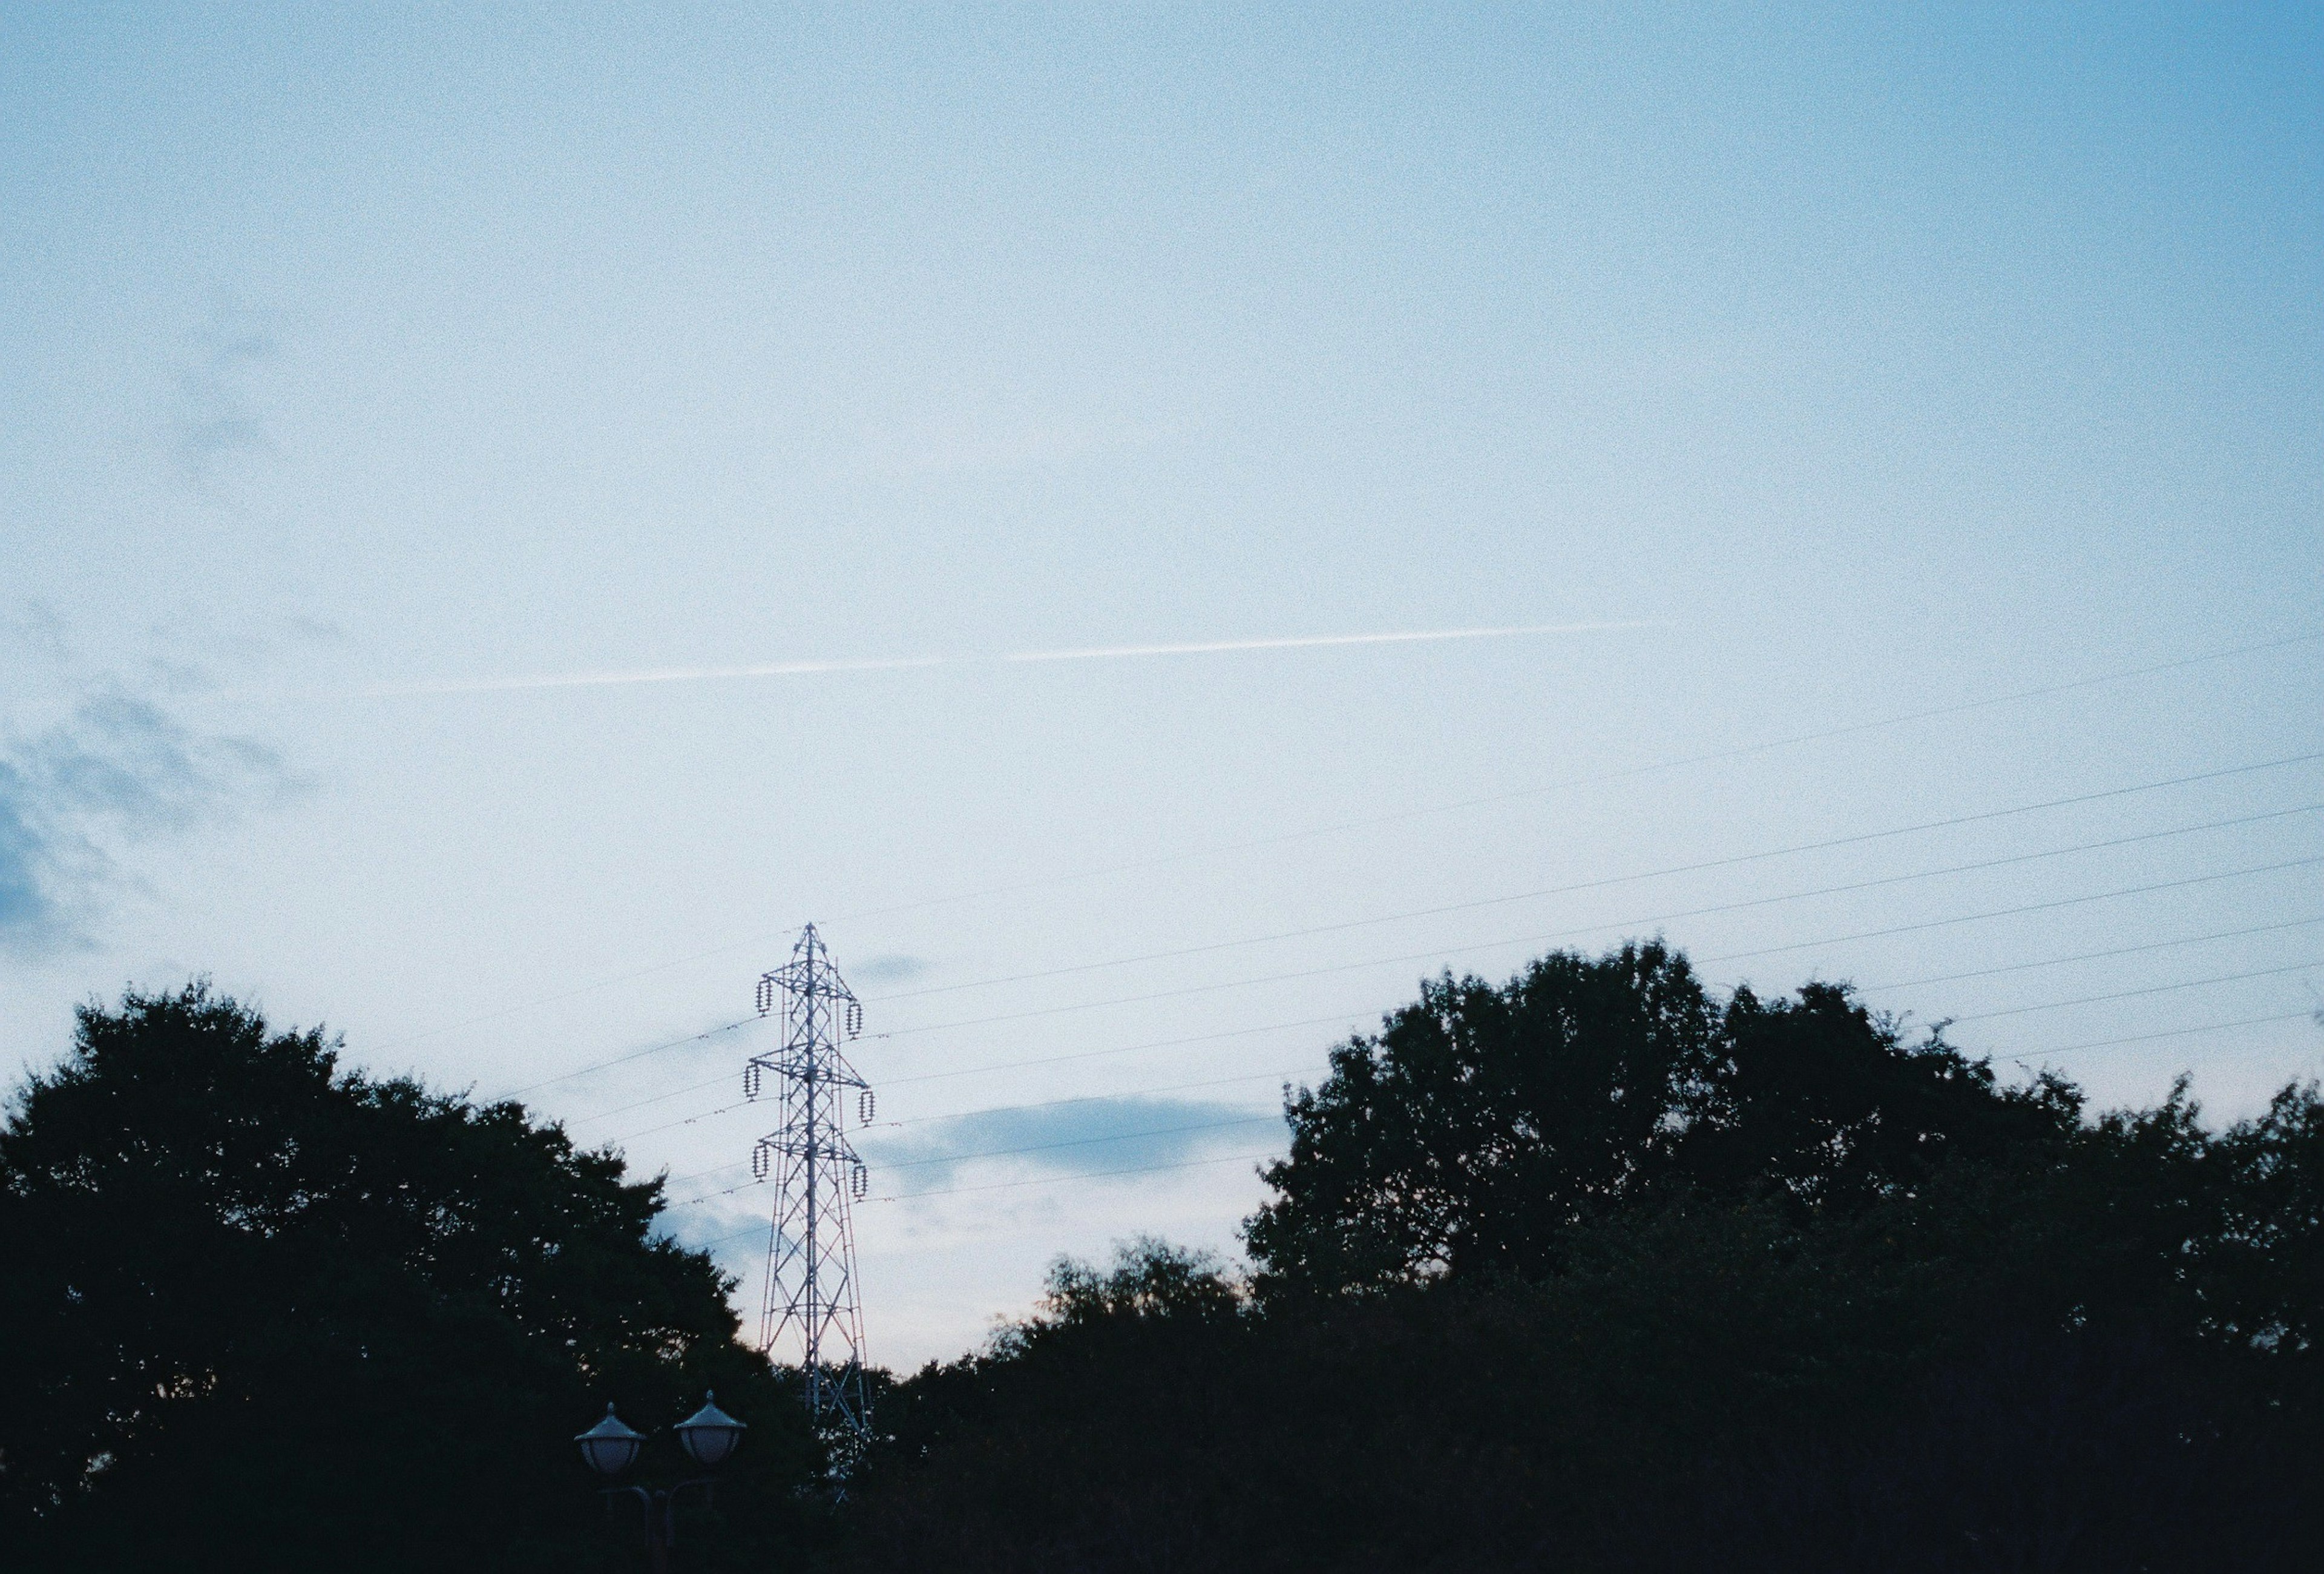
xmin=748 ymin=923 xmax=873 ymax=1440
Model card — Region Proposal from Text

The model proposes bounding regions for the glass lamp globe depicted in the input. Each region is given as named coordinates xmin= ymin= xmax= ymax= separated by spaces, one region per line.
xmin=675 ymin=1391 xmax=747 ymax=1469
xmin=575 ymin=1403 xmax=645 ymax=1477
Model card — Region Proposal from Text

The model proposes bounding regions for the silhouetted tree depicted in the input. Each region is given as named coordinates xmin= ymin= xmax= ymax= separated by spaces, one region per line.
xmin=1245 ymin=943 xmax=2079 ymax=1292
xmin=0 ymin=983 xmax=817 ymax=1573
xmin=829 ymin=947 xmax=2324 ymax=1573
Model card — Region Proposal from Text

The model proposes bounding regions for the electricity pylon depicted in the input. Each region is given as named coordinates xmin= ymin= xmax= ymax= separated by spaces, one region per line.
xmin=749 ymin=923 xmax=873 ymax=1440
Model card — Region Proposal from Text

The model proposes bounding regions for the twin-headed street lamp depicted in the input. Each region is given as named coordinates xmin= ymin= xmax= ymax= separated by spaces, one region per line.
xmin=576 ymin=1393 xmax=746 ymax=1572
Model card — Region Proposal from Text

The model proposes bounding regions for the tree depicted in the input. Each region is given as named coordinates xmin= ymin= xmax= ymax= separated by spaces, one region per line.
xmin=1244 ymin=943 xmax=2079 ymax=1292
xmin=830 ymin=953 xmax=2324 ymax=1572
xmin=0 ymin=983 xmax=816 ymax=1573
xmin=839 ymin=1239 xmax=1253 ymax=1572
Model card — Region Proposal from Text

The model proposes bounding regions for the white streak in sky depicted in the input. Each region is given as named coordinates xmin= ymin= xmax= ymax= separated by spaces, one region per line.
xmin=297 ymin=621 xmax=1659 ymax=700
xmin=1001 ymin=622 xmax=1655 ymax=664
xmin=366 ymin=656 xmax=953 ymax=697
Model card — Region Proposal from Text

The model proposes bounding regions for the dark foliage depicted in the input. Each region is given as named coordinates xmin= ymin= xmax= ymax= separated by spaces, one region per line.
xmin=830 ymin=947 xmax=2324 ymax=1573
xmin=1245 ymin=942 xmax=2079 ymax=1290
xmin=11 ymin=953 xmax=2322 ymax=1572
xmin=0 ymin=983 xmax=819 ymax=1573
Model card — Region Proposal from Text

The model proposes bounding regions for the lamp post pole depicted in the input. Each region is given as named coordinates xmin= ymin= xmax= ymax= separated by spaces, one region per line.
xmin=576 ymin=1393 xmax=747 ymax=1573
xmin=608 ymin=1483 xmax=683 ymax=1574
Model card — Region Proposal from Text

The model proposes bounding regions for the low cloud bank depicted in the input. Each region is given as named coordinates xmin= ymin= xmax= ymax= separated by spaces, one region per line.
xmin=862 ymin=1093 xmax=1284 ymax=1193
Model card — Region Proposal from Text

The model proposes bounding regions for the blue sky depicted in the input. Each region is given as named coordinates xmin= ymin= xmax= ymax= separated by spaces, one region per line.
xmin=3 ymin=2 xmax=2319 ymax=1366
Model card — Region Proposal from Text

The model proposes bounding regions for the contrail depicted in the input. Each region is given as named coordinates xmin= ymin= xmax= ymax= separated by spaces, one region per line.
xmin=1000 ymin=622 xmax=1655 ymax=664
xmin=315 ymin=620 xmax=1658 ymax=700
xmin=363 ymin=655 xmax=953 ymax=698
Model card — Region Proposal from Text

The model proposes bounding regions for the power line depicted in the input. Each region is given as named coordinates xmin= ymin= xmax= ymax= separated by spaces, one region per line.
xmin=660 ymin=1159 xmax=751 ymax=1191
xmin=611 ymin=1096 xmax=754 ymax=1144
xmin=1863 ymin=914 xmax=2324 ymax=992
xmin=509 ymin=743 xmax=2322 ymax=1114
xmin=540 ymin=756 xmax=2322 ymax=1135
xmin=362 ymin=631 xmax=2324 ymax=1059
xmin=601 ymin=1007 xmax=1372 ymax=1144
xmin=1949 ymin=959 xmax=2324 ymax=1024
xmin=562 ymin=1004 xmax=1325 ymax=1129
xmin=2028 ymin=1010 xmax=2322 ymax=1061
xmin=566 ymin=1069 xmax=732 ymax=1125
xmin=663 ymin=1065 xmax=1324 ymax=1192
xmin=667 ymin=1111 xmax=1290 ymax=1206
xmin=831 ymin=631 xmax=2324 ymax=929
xmin=726 ymin=914 xmax=2324 ymax=1148
xmin=668 ymin=995 xmax=2322 ymax=1229
xmin=650 ymin=965 xmax=2322 ymax=1209
xmin=582 ymin=1013 xmax=1367 ymax=1141
xmin=375 ymin=969 xmax=750 ymax=1058
xmin=874 ymin=823 xmax=2324 ymax=1040
xmin=666 ymin=1062 xmax=1325 ymax=1187
xmin=661 ymin=1009 xmax=2324 ymax=1230
xmin=658 ymin=917 xmax=2324 ymax=1164
xmin=694 ymin=1220 xmax=771 ymax=1252
xmin=683 ymin=998 xmax=2324 ymax=1225
xmin=661 ymin=1150 xmax=1279 ymax=1228
xmin=571 ymin=1011 xmax=1315 ymax=1136
xmin=856 ymin=966 xmax=2319 ymax=1162
xmin=864 ymin=751 xmax=2324 ymax=1004
xmin=676 ymin=988 xmax=2316 ymax=1194
xmin=504 ymin=1016 xmax=757 ymax=1099
xmin=592 ymin=853 xmax=2323 ymax=1146
xmin=606 ymin=1010 xmax=1357 ymax=1140
xmin=1701 ymin=853 xmax=2324 ymax=964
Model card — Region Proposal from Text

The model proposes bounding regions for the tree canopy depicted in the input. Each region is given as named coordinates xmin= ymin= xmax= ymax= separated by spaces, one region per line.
xmin=836 ymin=945 xmax=2324 ymax=1573
xmin=0 ymin=983 xmax=815 ymax=1573
xmin=10 ymin=953 xmax=2323 ymax=1572
xmin=1245 ymin=941 xmax=2078 ymax=1292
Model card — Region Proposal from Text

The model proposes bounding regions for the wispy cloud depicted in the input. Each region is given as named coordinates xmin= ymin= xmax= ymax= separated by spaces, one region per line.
xmin=850 ymin=953 xmax=933 ymax=987
xmin=170 ymin=300 xmax=278 ymax=495
xmin=860 ymin=1094 xmax=1283 ymax=1194
xmin=0 ymin=696 xmax=286 ymax=953
xmin=0 ymin=605 xmax=73 ymax=670
xmin=308 ymin=620 xmax=1661 ymax=700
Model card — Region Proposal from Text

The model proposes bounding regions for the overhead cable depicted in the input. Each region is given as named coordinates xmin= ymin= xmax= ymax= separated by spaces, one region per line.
xmin=504 ymin=1016 xmax=757 ymax=1099
xmin=1949 ymin=960 xmax=2324 ymax=1024
xmin=875 ymin=828 xmax=2324 ymax=1039
xmin=831 ymin=632 xmax=2324 ymax=929
xmin=648 ymin=963 xmax=2320 ymax=1205
xmin=865 ymin=751 xmax=2324 ymax=1004
xmin=592 ymin=853 xmax=2322 ymax=1145
xmin=1862 ymin=914 xmax=2324 ymax=992
xmin=367 ymin=631 xmax=2323 ymax=1058
xmin=660 ymin=923 xmax=2324 ymax=1163
xmin=2029 ymin=1010 xmax=2322 ymax=1061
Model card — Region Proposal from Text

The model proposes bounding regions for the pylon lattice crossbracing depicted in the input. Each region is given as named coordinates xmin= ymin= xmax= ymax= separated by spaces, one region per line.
xmin=750 ymin=923 xmax=872 ymax=1440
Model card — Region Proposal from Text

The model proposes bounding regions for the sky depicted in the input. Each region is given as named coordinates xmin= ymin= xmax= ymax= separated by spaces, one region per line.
xmin=2 ymin=2 xmax=2319 ymax=1369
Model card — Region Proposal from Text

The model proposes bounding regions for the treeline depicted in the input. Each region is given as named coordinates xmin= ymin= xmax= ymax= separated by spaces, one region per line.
xmin=0 ymin=984 xmax=819 ymax=1573
xmin=838 ymin=944 xmax=2324 ymax=1572
xmin=5 ymin=950 xmax=2322 ymax=1571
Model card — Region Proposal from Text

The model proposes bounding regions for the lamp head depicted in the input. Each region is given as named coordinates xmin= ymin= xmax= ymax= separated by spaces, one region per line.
xmin=674 ymin=1391 xmax=747 ymax=1469
xmin=574 ymin=1403 xmax=645 ymax=1477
